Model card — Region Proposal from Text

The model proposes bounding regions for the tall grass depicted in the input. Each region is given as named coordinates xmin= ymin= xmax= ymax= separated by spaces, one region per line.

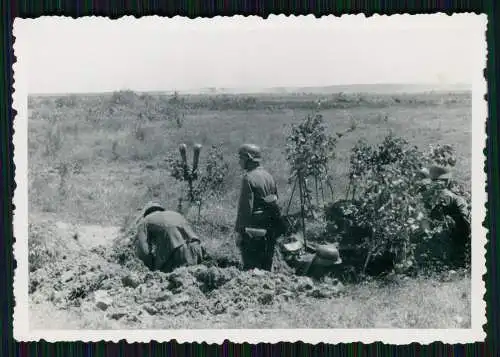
xmin=28 ymin=90 xmax=472 ymax=229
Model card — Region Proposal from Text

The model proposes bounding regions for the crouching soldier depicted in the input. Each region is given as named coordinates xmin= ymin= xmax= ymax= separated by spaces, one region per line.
xmin=234 ymin=144 xmax=286 ymax=271
xmin=424 ymin=165 xmax=471 ymax=267
xmin=135 ymin=201 xmax=208 ymax=273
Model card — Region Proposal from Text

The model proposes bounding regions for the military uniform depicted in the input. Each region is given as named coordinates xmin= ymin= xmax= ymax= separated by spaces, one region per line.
xmin=235 ymin=144 xmax=282 ymax=271
xmin=135 ymin=202 xmax=206 ymax=272
xmin=422 ymin=166 xmax=471 ymax=267
xmin=431 ymin=188 xmax=471 ymax=266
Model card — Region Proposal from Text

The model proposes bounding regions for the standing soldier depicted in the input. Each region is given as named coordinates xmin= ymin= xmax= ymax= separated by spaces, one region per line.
xmin=134 ymin=201 xmax=208 ymax=273
xmin=234 ymin=144 xmax=284 ymax=271
xmin=423 ymin=165 xmax=471 ymax=267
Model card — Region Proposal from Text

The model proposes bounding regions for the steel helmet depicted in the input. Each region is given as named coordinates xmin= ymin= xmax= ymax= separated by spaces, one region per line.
xmin=141 ymin=201 xmax=166 ymax=218
xmin=314 ymin=244 xmax=343 ymax=265
xmin=428 ymin=165 xmax=452 ymax=181
xmin=238 ymin=143 xmax=262 ymax=162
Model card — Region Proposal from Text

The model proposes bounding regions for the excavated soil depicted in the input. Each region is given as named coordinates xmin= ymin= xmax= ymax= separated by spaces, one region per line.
xmin=28 ymin=219 xmax=344 ymax=329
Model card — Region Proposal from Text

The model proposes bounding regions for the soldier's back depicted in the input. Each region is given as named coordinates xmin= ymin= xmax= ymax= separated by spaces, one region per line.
xmin=143 ymin=210 xmax=188 ymax=227
xmin=141 ymin=210 xmax=198 ymax=252
xmin=245 ymin=166 xmax=277 ymax=198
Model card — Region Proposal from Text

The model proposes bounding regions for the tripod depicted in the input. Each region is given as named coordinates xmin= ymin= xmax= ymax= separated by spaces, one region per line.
xmin=284 ymin=172 xmax=336 ymax=250
xmin=284 ymin=172 xmax=312 ymax=249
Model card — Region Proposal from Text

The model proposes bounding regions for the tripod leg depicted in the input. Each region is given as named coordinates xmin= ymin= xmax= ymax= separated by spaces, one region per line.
xmin=285 ymin=177 xmax=298 ymax=216
xmin=315 ymin=177 xmax=319 ymax=207
xmin=320 ymin=180 xmax=325 ymax=203
xmin=326 ymin=177 xmax=335 ymax=201
xmin=298 ymin=174 xmax=307 ymax=249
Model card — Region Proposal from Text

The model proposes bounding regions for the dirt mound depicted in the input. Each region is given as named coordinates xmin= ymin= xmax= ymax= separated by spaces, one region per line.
xmin=29 ymin=219 xmax=122 ymax=271
xmin=28 ymin=221 xmax=82 ymax=272
xmin=29 ymin=224 xmax=345 ymax=326
xmin=35 ymin=262 xmax=343 ymax=323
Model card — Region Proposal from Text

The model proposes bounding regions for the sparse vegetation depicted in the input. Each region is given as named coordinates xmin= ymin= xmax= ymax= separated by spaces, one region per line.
xmin=169 ymin=143 xmax=230 ymax=220
xmin=27 ymin=89 xmax=472 ymax=329
xmin=285 ymin=112 xmax=338 ymax=212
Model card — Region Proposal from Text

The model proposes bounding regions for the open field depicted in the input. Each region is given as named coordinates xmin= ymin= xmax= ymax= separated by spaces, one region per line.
xmin=27 ymin=89 xmax=472 ymax=329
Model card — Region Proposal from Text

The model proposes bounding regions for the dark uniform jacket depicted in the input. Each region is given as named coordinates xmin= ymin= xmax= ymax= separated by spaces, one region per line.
xmin=235 ymin=166 xmax=278 ymax=234
xmin=135 ymin=210 xmax=201 ymax=271
xmin=433 ymin=189 xmax=471 ymax=235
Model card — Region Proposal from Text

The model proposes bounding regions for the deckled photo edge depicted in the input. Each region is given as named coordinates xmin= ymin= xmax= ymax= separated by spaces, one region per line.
xmin=11 ymin=13 xmax=488 ymax=344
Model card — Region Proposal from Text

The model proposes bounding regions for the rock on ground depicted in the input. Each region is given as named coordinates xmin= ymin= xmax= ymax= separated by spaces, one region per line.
xmin=29 ymin=220 xmax=346 ymax=328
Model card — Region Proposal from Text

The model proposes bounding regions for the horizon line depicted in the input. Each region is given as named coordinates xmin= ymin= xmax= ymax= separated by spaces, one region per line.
xmin=29 ymin=82 xmax=471 ymax=97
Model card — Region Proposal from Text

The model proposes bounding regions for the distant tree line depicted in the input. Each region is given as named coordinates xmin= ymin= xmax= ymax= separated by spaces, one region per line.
xmin=30 ymin=89 xmax=471 ymax=114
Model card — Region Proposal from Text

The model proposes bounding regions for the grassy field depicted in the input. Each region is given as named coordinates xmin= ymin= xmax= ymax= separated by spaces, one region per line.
xmin=27 ymin=89 xmax=472 ymax=329
xmin=28 ymin=91 xmax=471 ymax=224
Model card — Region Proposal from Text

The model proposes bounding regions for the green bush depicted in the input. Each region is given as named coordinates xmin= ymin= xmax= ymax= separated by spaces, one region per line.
xmin=331 ymin=133 xmax=471 ymax=275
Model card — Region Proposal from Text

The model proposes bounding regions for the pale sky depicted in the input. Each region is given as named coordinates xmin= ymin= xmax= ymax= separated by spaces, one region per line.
xmin=14 ymin=14 xmax=486 ymax=94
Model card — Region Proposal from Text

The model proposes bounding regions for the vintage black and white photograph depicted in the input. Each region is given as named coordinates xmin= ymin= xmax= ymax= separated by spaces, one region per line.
xmin=13 ymin=14 xmax=487 ymax=343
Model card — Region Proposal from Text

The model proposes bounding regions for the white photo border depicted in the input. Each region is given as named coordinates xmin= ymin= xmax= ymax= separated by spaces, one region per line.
xmin=12 ymin=13 xmax=488 ymax=344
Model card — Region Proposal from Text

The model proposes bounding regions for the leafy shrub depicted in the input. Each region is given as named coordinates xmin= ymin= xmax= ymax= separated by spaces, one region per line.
xmin=102 ymin=90 xmax=186 ymax=127
xmin=285 ymin=112 xmax=338 ymax=213
xmin=334 ymin=133 xmax=471 ymax=275
xmin=169 ymin=143 xmax=230 ymax=219
xmin=284 ymin=111 xmax=357 ymax=217
xmin=110 ymin=90 xmax=139 ymax=106
xmin=428 ymin=144 xmax=457 ymax=167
